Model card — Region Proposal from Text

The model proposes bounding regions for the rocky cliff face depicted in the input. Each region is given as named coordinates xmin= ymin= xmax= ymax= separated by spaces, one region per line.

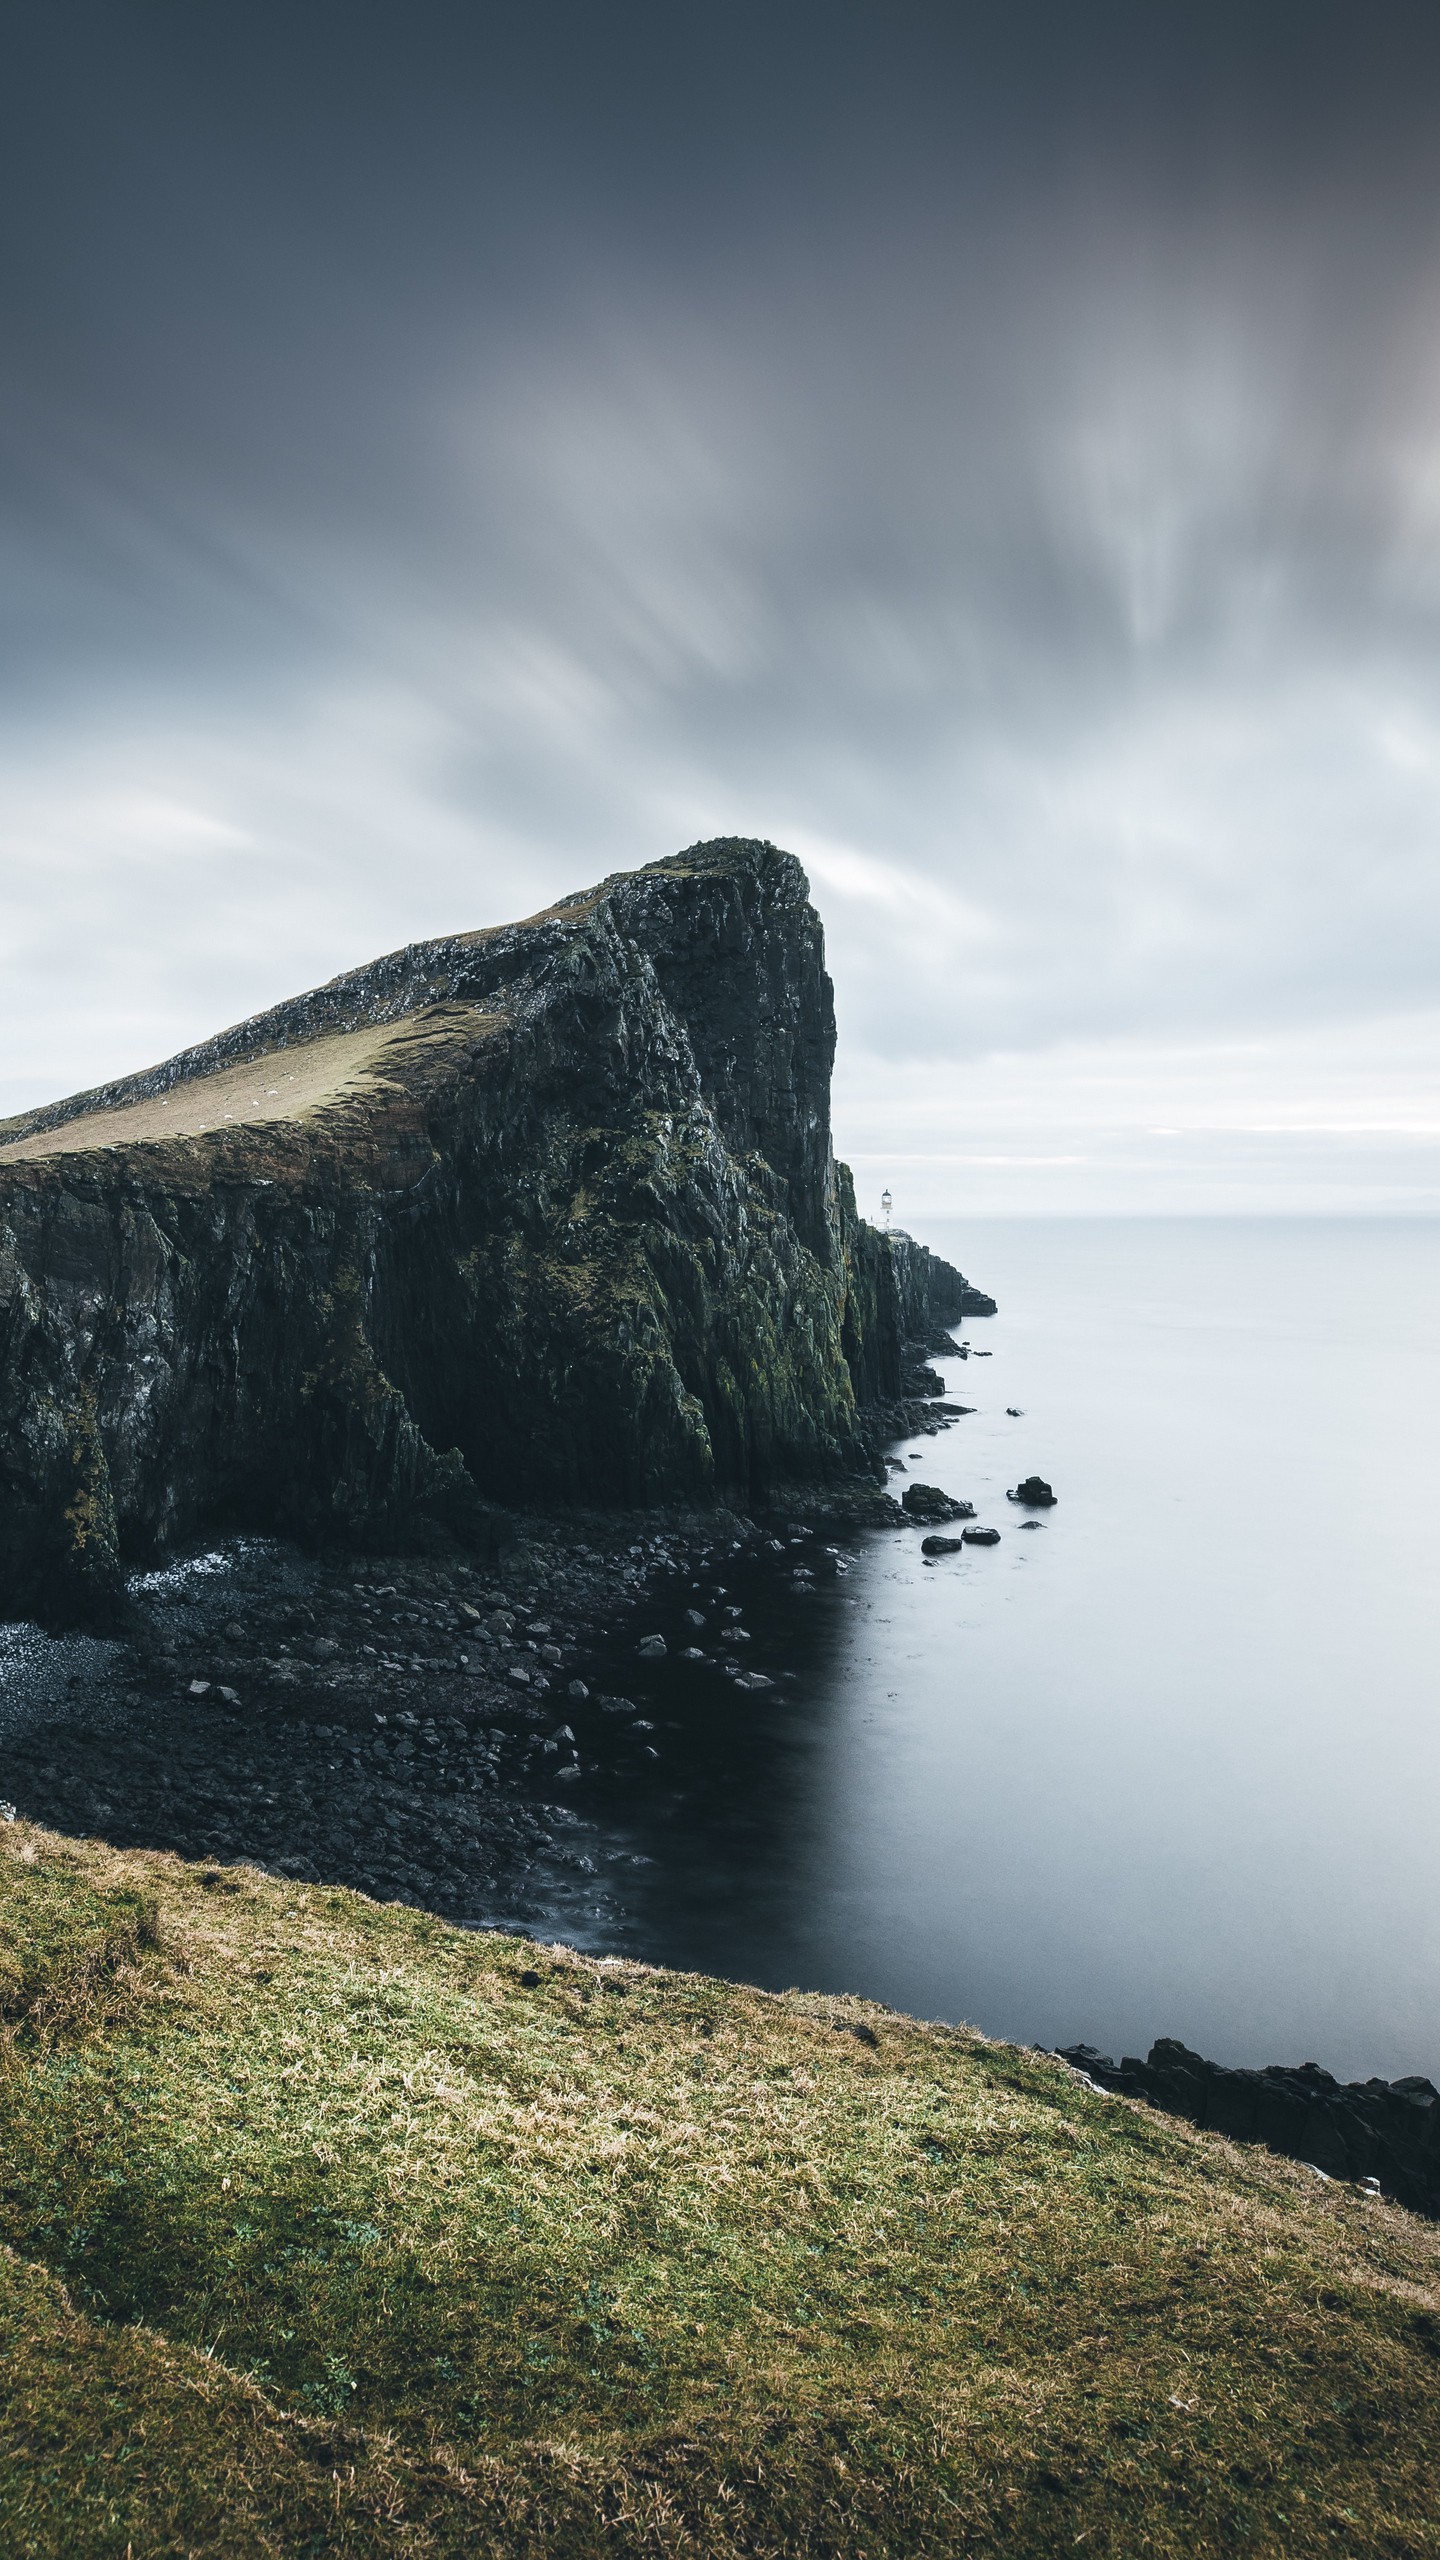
xmin=0 ymin=840 xmax=983 ymax=1626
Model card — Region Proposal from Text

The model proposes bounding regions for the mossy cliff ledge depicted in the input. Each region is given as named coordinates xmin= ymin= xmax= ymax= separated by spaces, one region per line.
xmin=0 ymin=839 xmax=981 ymax=1624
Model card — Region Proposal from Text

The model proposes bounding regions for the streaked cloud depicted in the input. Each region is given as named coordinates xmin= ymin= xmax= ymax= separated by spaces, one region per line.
xmin=3 ymin=2 xmax=1440 ymax=1208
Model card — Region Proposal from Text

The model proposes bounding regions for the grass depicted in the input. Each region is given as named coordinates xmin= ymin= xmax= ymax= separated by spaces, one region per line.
xmin=0 ymin=1823 xmax=1437 ymax=2556
xmin=0 ymin=1005 xmax=499 ymax=1165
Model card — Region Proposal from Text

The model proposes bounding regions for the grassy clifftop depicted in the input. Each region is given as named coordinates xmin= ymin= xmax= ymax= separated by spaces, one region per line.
xmin=2 ymin=1824 xmax=1437 ymax=2556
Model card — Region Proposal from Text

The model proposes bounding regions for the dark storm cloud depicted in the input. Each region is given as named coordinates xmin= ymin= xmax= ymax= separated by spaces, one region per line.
xmin=4 ymin=1 xmax=1440 ymax=1204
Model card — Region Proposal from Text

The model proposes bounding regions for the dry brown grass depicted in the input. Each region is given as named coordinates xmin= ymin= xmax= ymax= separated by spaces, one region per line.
xmin=0 ymin=1005 xmax=500 ymax=1163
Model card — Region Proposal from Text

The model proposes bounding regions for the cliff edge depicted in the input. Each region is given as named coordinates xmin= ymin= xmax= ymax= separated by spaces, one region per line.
xmin=0 ymin=839 xmax=984 ymax=1623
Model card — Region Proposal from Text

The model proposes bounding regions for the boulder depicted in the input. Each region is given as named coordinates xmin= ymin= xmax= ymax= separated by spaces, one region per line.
xmin=920 ymin=1534 xmax=964 ymax=1555
xmin=961 ymin=1526 xmax=1000 ymax=1546
xmin=1007 ymin=1476 xmax=1056 ymax=1507
xmin=901 ymin=1484 xmax=976 ymax=1523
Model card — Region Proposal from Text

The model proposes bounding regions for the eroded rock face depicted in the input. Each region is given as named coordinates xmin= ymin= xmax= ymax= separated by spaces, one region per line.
xmin=0 ymin=840 xmax=982 ymax=1624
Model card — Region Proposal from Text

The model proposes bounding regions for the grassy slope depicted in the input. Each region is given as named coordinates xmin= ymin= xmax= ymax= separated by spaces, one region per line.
xmin=0 ymin=1825 xmax=1436 ymax=2558
xmin=0 ymin=1004 xmax=501 ymax=1164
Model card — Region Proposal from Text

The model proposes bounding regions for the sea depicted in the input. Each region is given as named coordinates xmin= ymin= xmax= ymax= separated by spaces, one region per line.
xmin=558 ymin=1218 xmax=1440 ymax=2086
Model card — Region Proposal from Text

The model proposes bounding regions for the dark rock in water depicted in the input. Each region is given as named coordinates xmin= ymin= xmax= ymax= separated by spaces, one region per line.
xmin=1005 ymin=1407 xmax=1024 ymax=1417
xmin=961 ymin=1526 xmax=1000 ymax=1546
xmin=1008 ymin=1476 xmax=1056 ymax=1507
xmin=0 ymin=837 xmax=992 ymax=1625
xmin=636 ymin=1635 xmax=667 ymax=1659
xmin=902 ymin=1484 xmax=976 ymax=1523
xmin=920 ymin=1534 xmax=965 ymax=1555
xmin=1057 ymin=2039 xmax=1440 ymax=2220
xmin=1018 ymin=1520 xmax=1044 ymax=1531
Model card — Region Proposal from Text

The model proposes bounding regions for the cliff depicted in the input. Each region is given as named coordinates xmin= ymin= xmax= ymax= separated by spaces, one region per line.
xmin=0 ymin=839 xmax=981 ymax=1625
xmin=837 ymin=1179 xmax=994 ymax=1408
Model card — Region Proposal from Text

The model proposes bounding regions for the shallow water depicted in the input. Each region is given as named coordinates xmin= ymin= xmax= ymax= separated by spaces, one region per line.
xmin=548 ymin=1219 xmax=1440 ymax=2083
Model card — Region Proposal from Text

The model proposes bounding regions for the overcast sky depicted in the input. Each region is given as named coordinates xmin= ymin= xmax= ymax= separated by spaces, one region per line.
xmin=4 ymin=0 xmax=1440 ymax=1213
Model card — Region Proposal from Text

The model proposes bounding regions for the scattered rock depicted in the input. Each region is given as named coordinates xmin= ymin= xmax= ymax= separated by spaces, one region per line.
xmin=920 ymin=1535 xmax=965 ymax=1556
xmin=962 ymin=1527 xmax=1001 ymax=1546
xmin=637 ymin=1634 xmax=667 ymax=1659
xmin=1005 ymin=1407 xmax=1024 ymax=1417
xmin=1008 ymin=1476 xmax=1056 ymax=1507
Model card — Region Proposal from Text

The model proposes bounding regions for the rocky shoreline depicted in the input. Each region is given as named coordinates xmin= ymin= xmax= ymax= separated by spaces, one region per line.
xmin=0 ymin=1467 xmax=922 ymax=1940
xmin=1057 ymin=2039 xmax=1440 ymax=2222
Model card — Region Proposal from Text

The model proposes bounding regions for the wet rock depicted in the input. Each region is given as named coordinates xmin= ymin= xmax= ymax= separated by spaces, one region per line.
xmin=920 ymin=1535 xmax=965 ymax=1556
xmin=637 ymin=1634 xmax=667 ymax=1659
xmin=961 ymin=1526 xmax=1001 ymax=1546
xmin=1008 ymin=1476 xmax=1056 ymax=1507
xmin=901 ymin=1484 xmax=976 ymax=1523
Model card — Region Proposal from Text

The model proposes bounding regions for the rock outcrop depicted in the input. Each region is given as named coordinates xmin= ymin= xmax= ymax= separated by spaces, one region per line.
xmin=901 ymin=1484 xmax=975 ymax=1524
xmin=0 ymin=839 xmax=985 ymax=1624
xmin=837 ymin=1197 xmax=991 ymax=1408
xmin=1059 ymin=2039 xmax=1440 ymax=2220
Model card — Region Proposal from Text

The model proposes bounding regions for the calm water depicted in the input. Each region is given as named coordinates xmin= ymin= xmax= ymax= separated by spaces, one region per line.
xmin=556 ymin=1219 xmax=1440 ymax=2084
